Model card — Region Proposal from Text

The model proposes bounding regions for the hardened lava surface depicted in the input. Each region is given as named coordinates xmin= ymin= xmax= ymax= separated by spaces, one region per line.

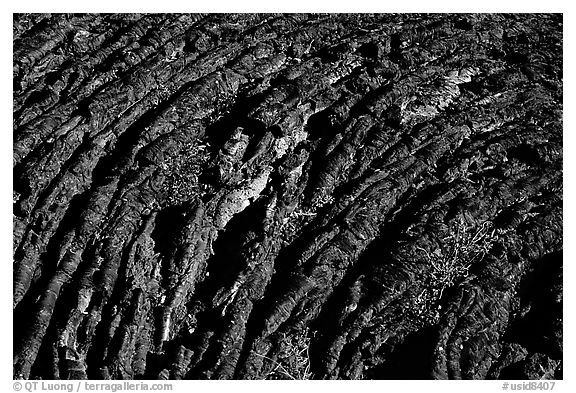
xmin=13 ymin=13 xmax=562 ymax=380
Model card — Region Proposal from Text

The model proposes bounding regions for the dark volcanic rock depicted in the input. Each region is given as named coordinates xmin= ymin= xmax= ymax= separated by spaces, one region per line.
xmin=13 ymin=13 xmax=562 ymax=380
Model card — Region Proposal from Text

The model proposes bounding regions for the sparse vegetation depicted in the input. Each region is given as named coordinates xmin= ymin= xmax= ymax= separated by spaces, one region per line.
xmin=310 ymin=192 xmax=335 ymax=212
xmin=413 ymin=218 xmax=496 ymax=325
xmin=427 ymin=219 xmax=494 ymax=296
xmin=259 ymin=329 xmax=313 ymax=380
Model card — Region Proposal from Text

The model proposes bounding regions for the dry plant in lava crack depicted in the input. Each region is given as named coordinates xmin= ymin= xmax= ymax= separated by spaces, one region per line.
xmin=413 ymin=218 xmax=496 ymax=324
xmin=257 ymin=329 xmax=313 ymax=380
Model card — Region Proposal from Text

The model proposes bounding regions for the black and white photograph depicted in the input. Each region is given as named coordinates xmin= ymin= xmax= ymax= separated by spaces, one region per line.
xmin=9 ymin=5 xmax=567 ymax=387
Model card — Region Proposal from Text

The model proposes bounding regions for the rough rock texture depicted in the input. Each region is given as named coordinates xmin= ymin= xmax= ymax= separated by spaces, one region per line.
xmin=13 ymin=13 xmax=562 ymax=380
